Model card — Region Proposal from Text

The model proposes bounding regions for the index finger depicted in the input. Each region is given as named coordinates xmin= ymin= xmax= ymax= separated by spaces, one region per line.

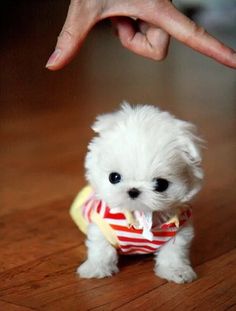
xmin=46 ymin=0 xmax=100 ymax=70
xmin=149 ymin=1 xmax=236 ymax=68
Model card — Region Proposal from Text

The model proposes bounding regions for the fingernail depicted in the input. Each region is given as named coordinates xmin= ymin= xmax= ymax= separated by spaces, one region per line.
xmin=46 ymin=49 xmax=61 ymax=68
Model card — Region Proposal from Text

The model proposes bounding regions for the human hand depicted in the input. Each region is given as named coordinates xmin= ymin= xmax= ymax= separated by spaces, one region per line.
xmin=46 ymin=0 xmax=236 ymax=70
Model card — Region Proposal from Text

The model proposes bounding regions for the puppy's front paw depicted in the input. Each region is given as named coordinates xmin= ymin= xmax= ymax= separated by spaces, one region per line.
xmin=155 ymin=264 xmax=197 ymax=284
xmin=77 ymin=260 xmax=119 ymax=279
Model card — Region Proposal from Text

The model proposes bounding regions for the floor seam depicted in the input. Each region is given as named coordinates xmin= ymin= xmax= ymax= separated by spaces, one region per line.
xmin=0 ymin=298 xmax=38 ymax=310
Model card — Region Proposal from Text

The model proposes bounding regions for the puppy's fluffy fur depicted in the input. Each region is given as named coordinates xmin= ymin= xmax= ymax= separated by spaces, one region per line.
xmin=78 ymin=103 xmax=203 ymax=283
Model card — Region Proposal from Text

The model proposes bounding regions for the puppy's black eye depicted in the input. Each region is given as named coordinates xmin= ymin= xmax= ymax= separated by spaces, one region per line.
xmin=154 ymin=178 xmax=169 ymax=192
xmin=109 ymin=172 xmax=121 ymax=184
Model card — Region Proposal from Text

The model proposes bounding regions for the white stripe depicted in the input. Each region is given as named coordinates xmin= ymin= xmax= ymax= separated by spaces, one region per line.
xmin=115 ymin=230 xmax=171 ymax=241
xmin=119 ymin=240 xmax=164 ymax=248
xmin=121 ymin=246 xmax=154 ymax=253
xmin=125 ymin=251 xmax=151 ymax=254
xmin=99 ymin=200 xmax=106 ymax=218
xmin=84 ymin=199 xmax=93 ymax=220
xmin=121 ymin=250 xmax=150 ymax=254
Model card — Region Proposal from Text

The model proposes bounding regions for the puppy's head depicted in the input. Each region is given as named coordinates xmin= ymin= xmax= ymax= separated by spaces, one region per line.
xmin=85 ymin=103 xmax=203 ymax=212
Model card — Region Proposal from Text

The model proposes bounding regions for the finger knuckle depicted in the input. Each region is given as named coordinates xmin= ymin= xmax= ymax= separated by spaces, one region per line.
xmin=120 ymin=36 xmax=133 ymax=49
xmin=190 ymin=22 xmax=206 ymax=39
xmin=151 ymin=45 xmax=168 ymax=61
xmin=58 ymin=29 xmax=74 ymax=42
xmin=71 ymin=0 xmax=83 ymax=6
xmin=121 ymin=40 xmax=132 ymax=49
xmin=152 ymin=51 xmax=166 ymax=61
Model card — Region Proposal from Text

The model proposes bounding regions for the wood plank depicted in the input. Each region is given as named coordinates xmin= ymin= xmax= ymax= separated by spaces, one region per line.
xmin=0 ymin=199 xmax=85 ymax=272
xmin=113 ymin=249 xmax=236 ymax=311
xmin=0 ymin=300 xmax=35 ymax=311
xmin=2 ymin=248 xmax=233 ymax=311
xmin=0 ymin=251 xmax=162 ymax=310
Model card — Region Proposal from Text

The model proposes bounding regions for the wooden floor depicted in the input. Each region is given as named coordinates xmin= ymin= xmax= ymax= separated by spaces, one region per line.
xmin=1 ymin=1 xmax=236 ymax=310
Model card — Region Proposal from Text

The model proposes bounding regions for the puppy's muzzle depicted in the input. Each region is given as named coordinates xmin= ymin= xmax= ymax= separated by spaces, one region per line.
xmin=128 ymin=188 xmax=141 ymax=199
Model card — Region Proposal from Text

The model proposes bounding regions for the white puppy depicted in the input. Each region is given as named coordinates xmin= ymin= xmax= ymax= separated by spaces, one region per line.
xmin=73 ymin=103 xmax=203 ymax=283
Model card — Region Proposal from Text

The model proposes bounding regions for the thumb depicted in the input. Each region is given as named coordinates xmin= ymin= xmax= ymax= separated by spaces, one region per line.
xmin=46 ymin=0 xmax=99 ymax=70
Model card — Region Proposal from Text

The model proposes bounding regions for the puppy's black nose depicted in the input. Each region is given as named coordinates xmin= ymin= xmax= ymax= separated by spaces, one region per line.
xmin=128 ymin=188 xmax=141 ymax=199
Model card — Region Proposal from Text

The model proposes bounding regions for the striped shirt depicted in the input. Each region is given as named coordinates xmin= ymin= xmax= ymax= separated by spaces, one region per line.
xmin=70 ymin=186 xmax=192 ymax=255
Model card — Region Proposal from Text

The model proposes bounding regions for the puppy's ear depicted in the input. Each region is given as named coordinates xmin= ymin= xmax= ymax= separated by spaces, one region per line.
xmin=92 ymin=101 xmax=132 ymax=134
xmin=92 ymin=113 xmax=117 ymax=134
xmin=177 ymin=120 xmax=204 ymax=200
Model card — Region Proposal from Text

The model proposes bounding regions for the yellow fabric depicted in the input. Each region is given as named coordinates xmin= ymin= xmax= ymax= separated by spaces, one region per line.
xmin=70 ymin=185 xmax=92 ymax=234
xmin=123 ymin=210 xmax=139 ymax=228
xmin=70 ymin=185 xmax=119 ymax=247
xmin=90 ymin=212 xmax=119 ymax=247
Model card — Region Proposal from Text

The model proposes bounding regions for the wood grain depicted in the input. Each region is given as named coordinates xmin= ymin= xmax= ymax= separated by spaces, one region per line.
xmin=0 ymin=0 xmax=236 ymax=310
xmin=0 ymin=300 xmax=35 ymax=311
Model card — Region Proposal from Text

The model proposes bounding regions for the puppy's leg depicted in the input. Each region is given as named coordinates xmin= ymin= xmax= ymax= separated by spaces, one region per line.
xmin=154 ymin=222 xmax=197 ymax=284
xmin=77 ymin=223 xmax=119 ymax=278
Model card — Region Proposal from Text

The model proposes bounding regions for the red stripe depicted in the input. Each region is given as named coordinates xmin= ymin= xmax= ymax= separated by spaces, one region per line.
xmin=111 ymin=225 xmax=176 ymax=237
xmin=120 ymin=244 xmax=157 ymax=251
xmin=84 ymin=196 xmax=94 ymax=209
xmin=152 ymin=230 xmax=176 ymax=237
xmin=161 ymin=223 xmax=174 ymax=229
xmin=110 ymin=224 xmax=143 ymax=234
xmin=96 ymin=201 xmax=102 ymax=213
xmin=87 ymin=205 xmax=93 ymax=222
xmin=118 ymin=236 xmax=166 ymax=244
xmin=120 ymin=247 xmax=153 ymax=254
xmin=104 ymin=210 xmax=126 ymax=220
xmin=160 ymin=210 xmax=191 ymax=229
xmin=179 ymin=219 xmax=187 ymax=226
xmin=185 ymin=209 xmax=192 ymax=218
